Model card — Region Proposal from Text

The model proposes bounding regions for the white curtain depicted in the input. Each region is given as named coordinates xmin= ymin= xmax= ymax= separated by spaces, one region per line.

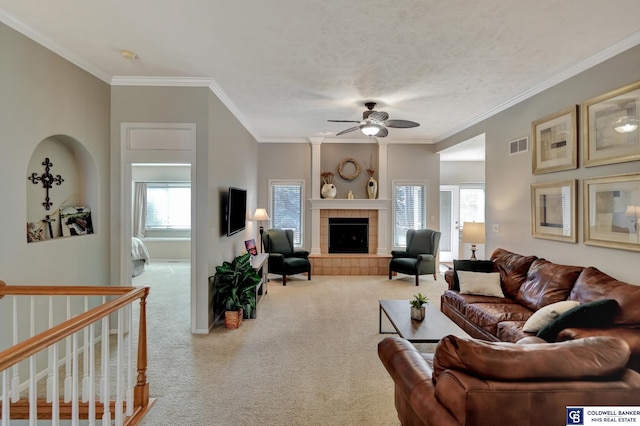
xmin=133 ymin=182 xmax=147 ymax=239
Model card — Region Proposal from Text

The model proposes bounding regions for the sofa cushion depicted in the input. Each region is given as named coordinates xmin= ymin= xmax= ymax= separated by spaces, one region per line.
xmin=516 ymin=259 xmax=583 ymax=311
xmin=464 ymin=303 xmax=533 ymax=336
xmin=457 ymin=271 xmax=504 ymax=298
xmin=496 ymin=320 xmax=531 ymax=342
xmin=570 ymin=267 xmax=640 ymax=326
xmin=441 ymin=290 xmax=517 ymax=316
xmin=451 ymin=259 xmax=496 ymax=291
xmin=522 ymin=300 xmax=580 ymax=332
xmin=432 ymin=334 xmax=631 ymax=383
xmin=536 ymin=299 xmax=619 ymax=342
xmin=490 ymin=248 xmax=538 ymax=299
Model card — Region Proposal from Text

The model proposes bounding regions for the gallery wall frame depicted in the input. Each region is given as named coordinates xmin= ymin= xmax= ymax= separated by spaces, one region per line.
xmin=581 ymin=80 xmax=640 ymax=167
xmin=531 ymin=106 xmax=579 ymax=175
xmin=583 ymin=173 xmax=640 ymax=252
xmin=531 ymin=180 xmax=577 ymax=243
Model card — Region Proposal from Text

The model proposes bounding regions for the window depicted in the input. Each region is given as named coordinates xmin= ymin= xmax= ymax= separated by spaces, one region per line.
xmin=269 ymin=180 xmax=304 ymax=247
xmin=459 ymin=184 xmax=485 ymax=224
xmin=146 ymin=182 xmax=191 ymax=229
xmin=393 ymin=181 xmax=427 ymax=247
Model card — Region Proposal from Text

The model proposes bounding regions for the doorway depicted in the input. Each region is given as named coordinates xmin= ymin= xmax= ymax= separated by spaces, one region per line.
xmin=439 ymin=185 xmax=459 ymax=262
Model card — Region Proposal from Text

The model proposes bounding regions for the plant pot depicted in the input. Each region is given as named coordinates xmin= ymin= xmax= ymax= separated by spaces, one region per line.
xmin=411 ymin=306 xmax=425 ymax=321
xmin=321 ymin=183 xmax=337 ymax=199
xmin=224 ymin=308 xmax=244 ymax=329
xmin=367 ymin=177 xmax=378 ymax=199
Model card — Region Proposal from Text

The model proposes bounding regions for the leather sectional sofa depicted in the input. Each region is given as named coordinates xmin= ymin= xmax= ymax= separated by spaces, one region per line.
xmin=378 ymin=335 xmax=640 ymax=426
xmin=441 ymin=248 xmax=640 ymax=371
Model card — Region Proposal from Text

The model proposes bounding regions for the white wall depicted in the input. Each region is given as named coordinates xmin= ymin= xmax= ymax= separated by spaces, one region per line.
xmin=436 ymin=44 xmax=640 ymax=284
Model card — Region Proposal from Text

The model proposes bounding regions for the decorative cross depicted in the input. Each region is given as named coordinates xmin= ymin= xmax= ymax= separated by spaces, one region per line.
xmin=28 ymin=158 xmax=64 ymax=210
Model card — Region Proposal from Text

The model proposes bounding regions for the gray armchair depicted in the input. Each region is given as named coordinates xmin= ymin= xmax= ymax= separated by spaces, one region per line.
xmin=263 ymin=229 xmax=311 ymax=286
xmin=389 ymin=229 xmax=441 ymax=286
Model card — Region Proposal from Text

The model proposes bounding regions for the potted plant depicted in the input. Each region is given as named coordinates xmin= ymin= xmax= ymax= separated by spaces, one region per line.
xmin=213 ymin=252 xmax=261 ymax=329
xmin=409 ymin=293 xmax=429 ymax=321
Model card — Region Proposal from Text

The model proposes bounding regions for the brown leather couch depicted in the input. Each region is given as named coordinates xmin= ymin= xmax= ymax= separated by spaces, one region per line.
xmin=379 ymin=335 xmax=640 ymax=426
xmin=441 ymin=248 xmax=640 ymax=371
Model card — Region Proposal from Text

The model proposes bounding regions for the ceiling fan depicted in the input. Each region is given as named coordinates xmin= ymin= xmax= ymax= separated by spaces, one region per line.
xmin=328 ymin=102 xmax=420 ymax=137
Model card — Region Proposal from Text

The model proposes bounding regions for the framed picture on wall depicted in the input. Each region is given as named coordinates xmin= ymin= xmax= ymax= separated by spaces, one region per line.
xmin=581 ymin=80 xmax=640 ymax=167
xmin=531 ymin=106 xmax=578 ymax=175
xmin=60 ymin=206 xmax=94 ymax=237
xmin=583 ymin=173 xmax=640 ymax=252
xmin=530 ymin=180 xmax=577 ymax=243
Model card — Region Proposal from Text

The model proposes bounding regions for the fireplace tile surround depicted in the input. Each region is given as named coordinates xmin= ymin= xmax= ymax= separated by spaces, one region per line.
xmin=308 ymin=199 xmax=391 ymax=275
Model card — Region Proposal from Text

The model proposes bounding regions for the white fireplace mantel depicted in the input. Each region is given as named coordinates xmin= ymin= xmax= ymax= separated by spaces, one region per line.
xmin=309 ymin=198 xmax=390 ymax=211
xmin=308 ymin=198 xmax=391 ymax=256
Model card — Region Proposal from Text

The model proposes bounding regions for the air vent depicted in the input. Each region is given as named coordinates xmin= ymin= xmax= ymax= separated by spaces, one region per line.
xmin=509 ymin=137 xmax=528 ymax=155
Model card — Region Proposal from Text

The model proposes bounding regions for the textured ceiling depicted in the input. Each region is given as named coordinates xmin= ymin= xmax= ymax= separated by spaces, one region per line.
xmin=2 ymin=1 xmax=640 ymax=145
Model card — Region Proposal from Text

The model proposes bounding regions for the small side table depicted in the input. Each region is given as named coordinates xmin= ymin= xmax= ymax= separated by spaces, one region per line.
xmin=250 ymin=253 xmax=269 ymax=318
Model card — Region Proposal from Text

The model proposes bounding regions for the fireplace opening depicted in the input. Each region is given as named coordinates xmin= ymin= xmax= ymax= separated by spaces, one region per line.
xmin=329 ymin=218 xmax=369 ymax=253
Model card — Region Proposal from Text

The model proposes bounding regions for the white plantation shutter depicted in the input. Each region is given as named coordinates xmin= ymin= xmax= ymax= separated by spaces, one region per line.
xmin=270 ymin=180 xmax=304 ymax=246
xmin=393 ymin=182 xmax=427 ymax=247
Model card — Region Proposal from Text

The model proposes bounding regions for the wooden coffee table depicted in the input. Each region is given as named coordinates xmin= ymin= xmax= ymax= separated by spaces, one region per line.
xmin=379 ymin=299 xmax=469 ymax=343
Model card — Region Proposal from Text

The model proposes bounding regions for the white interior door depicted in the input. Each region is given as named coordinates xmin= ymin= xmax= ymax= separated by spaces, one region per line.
xmin=439 ymin=185 xmax=459 ymax=262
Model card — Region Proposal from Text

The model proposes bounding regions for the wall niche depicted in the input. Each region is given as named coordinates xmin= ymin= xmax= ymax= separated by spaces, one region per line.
xmin=26 ymin=135 xmax=98 ymax=242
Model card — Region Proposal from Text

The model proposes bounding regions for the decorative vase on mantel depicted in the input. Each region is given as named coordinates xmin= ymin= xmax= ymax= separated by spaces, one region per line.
xmin=367 ymin=177 xmax=378 ymax=199
xmin=322 ymin=183 xmax=337 ymax=199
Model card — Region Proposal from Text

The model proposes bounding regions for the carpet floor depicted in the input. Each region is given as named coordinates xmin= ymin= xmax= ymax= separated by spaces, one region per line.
xmin=133 ymin=262 xmax=448 ymax=426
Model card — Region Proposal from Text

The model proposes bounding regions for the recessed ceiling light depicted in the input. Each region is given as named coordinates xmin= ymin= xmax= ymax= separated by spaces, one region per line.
xmin=120 ymin=49 xmax=139 ymax=60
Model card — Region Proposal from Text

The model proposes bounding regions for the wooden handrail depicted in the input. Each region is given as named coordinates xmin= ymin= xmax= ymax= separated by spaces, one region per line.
xmin=0 ymin=284 xmax=135 ymax=297
xmin=0 ymin=286 xmax=149 ymax=372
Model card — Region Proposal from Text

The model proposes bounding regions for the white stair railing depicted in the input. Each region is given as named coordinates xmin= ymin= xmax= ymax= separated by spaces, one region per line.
xmin=0 ymin=282 xmax=151 ymax=425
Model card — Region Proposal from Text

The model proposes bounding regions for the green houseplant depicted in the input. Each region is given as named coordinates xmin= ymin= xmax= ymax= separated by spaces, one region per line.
xmin=213 ymin=252 xmax=261 ymax=329
xmin=409 ymin=293 xmax=429 ymax=321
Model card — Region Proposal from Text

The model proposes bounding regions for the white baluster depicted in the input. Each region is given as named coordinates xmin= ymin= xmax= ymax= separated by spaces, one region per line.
xmin=64 ymin=297 xmax=72 ymax=402
xmin=88 ymin=323 xmax=96 ymax=426
xmin=101 ymin=296 xmax=111 ymax=425
xmin=51 ymin=343 xmax=60 ymax=426
xmin=2 ymin=369 xmax=10 ymax=426
xmin=47 ymin=296 xmax=54 ymax=403
xmin=82 ymin=296 xmax=90 ymax=402
xmin=72 ymin=333 xmax=79 ymax=426
xmin=11 ymin=297 xmax=19 ymax=402
xmin=126 ymin=304 xmax=134 ymax=417
xmin=29 ymin=354 xmax=36 ymax=426
xmin=115 ymin=309 xmax=124 ymax=426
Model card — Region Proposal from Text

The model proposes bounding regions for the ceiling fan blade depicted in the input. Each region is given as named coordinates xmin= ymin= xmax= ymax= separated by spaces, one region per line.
xmin=328 ymin=120 xmax=360 ymax=123
xmin=384 ymin=119 xmax=420 ymax=128
xmin=369 ymin=111 xmax=389 ymax=121
xmin=376 ymin=127 xmax=389 ymax=137
xmin=336 ymin=126 xmax=359 ymax=136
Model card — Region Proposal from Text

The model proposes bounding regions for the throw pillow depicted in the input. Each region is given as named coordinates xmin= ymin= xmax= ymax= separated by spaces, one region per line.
xmin=536 ymin=299 xmax=619 ymax=342
xmin=452 ymin=260 xmax=495 ymax=291
xmin=457 ymin=270 xmax=505 ymax=298
xmin=522 ymin=300 xmax=579 ymax=333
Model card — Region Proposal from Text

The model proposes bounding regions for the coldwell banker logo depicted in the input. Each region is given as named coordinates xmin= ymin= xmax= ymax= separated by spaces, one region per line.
xmin=567 ymin=407 xmax=584 ymax=425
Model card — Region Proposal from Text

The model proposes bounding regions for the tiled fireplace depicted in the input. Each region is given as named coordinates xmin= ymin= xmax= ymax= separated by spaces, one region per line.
xmin=308 ymin=199 xmax=391 ymax=275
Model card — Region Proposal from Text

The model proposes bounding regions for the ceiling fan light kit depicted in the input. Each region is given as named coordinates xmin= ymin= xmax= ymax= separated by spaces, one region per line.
xmin=328 ymin=102 xmax=419 ymax=138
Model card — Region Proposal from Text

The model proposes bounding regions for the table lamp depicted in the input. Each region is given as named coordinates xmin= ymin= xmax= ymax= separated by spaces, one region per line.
xmin=462 ymin=222 xmax=485 ymax=260
xmin=251 ymin=208 xmax=270 ymax=253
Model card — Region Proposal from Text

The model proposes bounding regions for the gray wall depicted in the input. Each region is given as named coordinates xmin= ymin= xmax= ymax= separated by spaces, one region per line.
xmin=436 ymin=44 xmax=640 ymax=284
xmin=0 ymin=22 xmax=111 ymax=347
xmin=441 ymin=161 xmax=485 ymax=185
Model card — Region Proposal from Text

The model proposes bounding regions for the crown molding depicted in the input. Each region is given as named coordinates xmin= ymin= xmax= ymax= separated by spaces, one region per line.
xmin=0 ymin=9 xmax=112 ymax=83
xmin=110 ymin=76 xmax=212 ymax=87
xmin=435 ymin=30 xmax=640 ymax=143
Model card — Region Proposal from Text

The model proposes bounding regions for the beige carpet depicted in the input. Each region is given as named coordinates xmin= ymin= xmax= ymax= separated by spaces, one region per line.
xmin=134 ymin=262 xmax=448 ymax=426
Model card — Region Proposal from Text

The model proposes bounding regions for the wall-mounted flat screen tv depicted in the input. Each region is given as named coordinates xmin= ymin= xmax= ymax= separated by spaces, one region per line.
xmin=227 ymin=187 xmax=247 ymax=236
